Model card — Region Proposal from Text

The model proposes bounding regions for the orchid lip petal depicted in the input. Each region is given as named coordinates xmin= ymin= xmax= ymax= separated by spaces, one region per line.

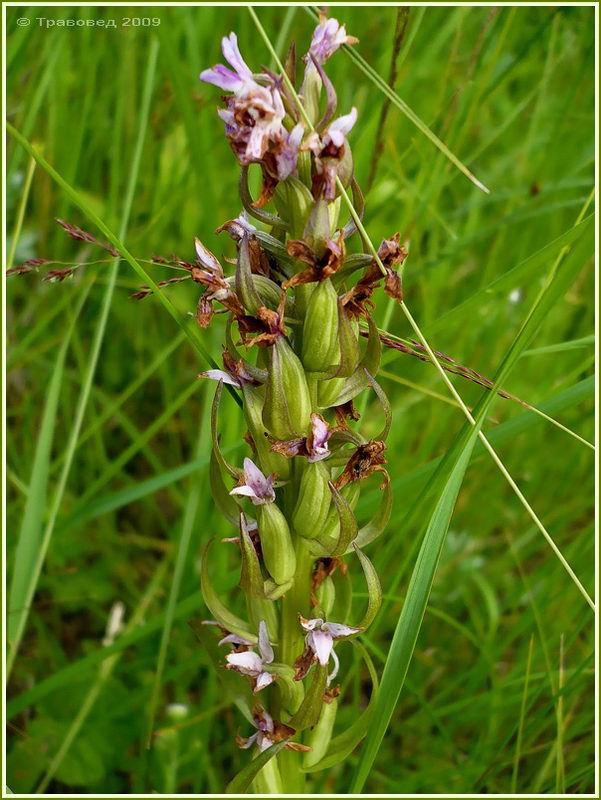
xmin=309 ymin=629 xmax=334 ymax=666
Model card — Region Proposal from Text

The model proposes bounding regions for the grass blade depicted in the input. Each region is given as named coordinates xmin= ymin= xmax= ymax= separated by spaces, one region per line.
xmin=7 ymin=282 xmax=91 ymax=675
xmin=145 ymin=389 xmax=210 ymax=747
xmin=6 ymin=39 xmax=160 ymax=674
xmin=5 ymin=122 xmax=240 ymax=409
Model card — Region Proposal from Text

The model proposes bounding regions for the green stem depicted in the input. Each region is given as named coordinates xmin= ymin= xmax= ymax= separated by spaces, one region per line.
xmin=280 ymin=538 xmax=313 ymax=667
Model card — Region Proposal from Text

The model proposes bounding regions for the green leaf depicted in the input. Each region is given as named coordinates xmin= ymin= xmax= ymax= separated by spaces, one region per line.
xmin=225 ymin=740 xmax=288 ymax=794
xmin=7 ymin=282 xmax=90 ymax=674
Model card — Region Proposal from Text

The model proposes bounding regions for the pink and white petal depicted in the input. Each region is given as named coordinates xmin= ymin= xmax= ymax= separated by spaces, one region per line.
xmin=323 ymin=622 xmax=360 ymax=639
xmin=194 ymin=238 xmax=222 ymax=272
xmin=230 ymin=485 xmax=259 ymax=500
xmin=243 ymin=458 xmax=274 ymax=501
xmin=329 ymin=107 xmax=358 ymax=139
xmin=254 ymin=671 xmax=276 ymax=692
xmin=219 ymin=632 xmax=254 ymax=647
xmin=200 ymin=65 xmax=243 ymax=93
xmin=328 ymin=648 xmax=340 ymax=684
xmin=238 ymin=731 xmax=258 ymax=749
xmin=299 ymin=616 xmax=322 ymax=632
xmin=199 ymin=370 xmax=241 ymax=387
xmin=226 ymin=650 xmax=263 ymax=675
xmin=258 ymin=620 xmax=275 ymax=664
xmin=309 ymin=629 xmax=334 ymax=666
xmin=221 ymin=33 xmax=253 ymax=80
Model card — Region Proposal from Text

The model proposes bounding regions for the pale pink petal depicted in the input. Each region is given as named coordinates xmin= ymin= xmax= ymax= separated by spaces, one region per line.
xmin=309 ymin=629 xmax=334 ymax=666
xmin=219 ymin=632 xmax=254 ymax=647
xmin=238 ymin=731 xmax=258 ymax=749
xmin=327 ymin=107 xmax=358 ymax=147
xmin=221 ymin=33 xmax=253 ymax=80
xmin=194 ymin=238 xmax=222 ymax=272
xmin=200 ymin=65 xmax=244 ymax=92
xmin=226 ymin=650 xmax=263 ymax=675
xmin=299 ymin=616 xmax=323 ymax=632
xmin=243 ymin=458 xmax=275 ymax=502
xmin=254 ymin=671 xmax=275 ymax=692
xmin=323 ymin=622 xmax=360 ymax=639
xmin=230 ymin=485 xmax=259 ymax=500
xmin=328 ymin=648 xmax=340 ymax=683
xmin=199 ymin=370 xmax=241 ymax=387
xmin=258 ymin=620 xmax=274 ymax=664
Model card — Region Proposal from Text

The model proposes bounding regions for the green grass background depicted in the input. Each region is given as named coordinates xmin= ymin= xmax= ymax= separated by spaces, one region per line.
xmin=5 ymin=3 xmax=595 ymax=794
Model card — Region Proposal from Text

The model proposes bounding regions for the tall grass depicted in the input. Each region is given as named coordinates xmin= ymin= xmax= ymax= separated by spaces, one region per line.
xmin=5 ymin=4 xmax=595 ymax=794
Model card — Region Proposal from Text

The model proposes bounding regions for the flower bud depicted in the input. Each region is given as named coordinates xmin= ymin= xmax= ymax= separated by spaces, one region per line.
xmin=303 ymin=695 xmax=338 ymax=768
xmin=262 ymin=337 xmax=312 ymax=440
xmin=258 ymin=502 xmax=297 ymax=585
xmin=243 ymin=385 xmax=291 ymax=480
xmin=317 ymin=375 xmax=346 ymax=408
xmin=303 ymin=198 xmax=332 ymax=258
xmin=292 ymin=461 xmax=332 ymax=540
xmin=274 ymin=176 xmax=314 ymax=238
xmin=301 ymin=278 xmax=340 ymax=372
xmin=300 ymin=60 xmax=322 ymax=127
xmin=315 ymin=575 xmax=336 ymax=618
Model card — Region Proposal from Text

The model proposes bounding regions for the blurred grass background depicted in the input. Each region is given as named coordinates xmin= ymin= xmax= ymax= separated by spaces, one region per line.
xmin=5 ymin=4 xmax=595 ymax=794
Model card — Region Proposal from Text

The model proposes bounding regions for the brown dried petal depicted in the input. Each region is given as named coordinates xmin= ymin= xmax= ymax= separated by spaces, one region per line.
xmin=334 ymin=440 xmax=388 ymax=490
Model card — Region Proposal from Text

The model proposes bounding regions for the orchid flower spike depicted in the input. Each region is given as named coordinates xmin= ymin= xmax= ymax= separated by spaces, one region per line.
xmin=299 ymin=616 xmax=360 ymax=666
xmin=226 ymin=621 xmax=276 ymax=693
xmin=309 ymin=16 xmax=359 ymax=64
xmin=230 ymin=458 xmax=276 ymax=505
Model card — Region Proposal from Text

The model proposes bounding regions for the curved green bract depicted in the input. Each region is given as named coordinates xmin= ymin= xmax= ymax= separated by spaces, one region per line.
xmin=353 ymin=544 xmax=382 ymax=631
xmin=200 ymin=540 xmax=257 ymax=643
xmin=211 ymin=382 xmax=241 ymax=479
xmin=225 ymin=740 xmax=288 ymax=794
xmin=352 ymin=477 xmax=393 ymax=551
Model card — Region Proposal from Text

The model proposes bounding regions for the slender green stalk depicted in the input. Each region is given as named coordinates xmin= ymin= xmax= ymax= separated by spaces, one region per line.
xmin=6 ymin=154 xmax=36 ymax=271
xmin=512 ymin=635 xmax=535 ymax=793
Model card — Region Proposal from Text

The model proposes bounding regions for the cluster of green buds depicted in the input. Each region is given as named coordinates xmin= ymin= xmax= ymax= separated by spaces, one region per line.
xmin=194 ymin=15 xmax=407 ymax=792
